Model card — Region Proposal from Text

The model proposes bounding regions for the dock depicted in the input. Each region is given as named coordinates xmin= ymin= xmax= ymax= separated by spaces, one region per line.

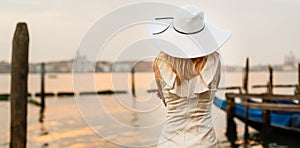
xmin=220 ymin=60 xmax=300 ymax=147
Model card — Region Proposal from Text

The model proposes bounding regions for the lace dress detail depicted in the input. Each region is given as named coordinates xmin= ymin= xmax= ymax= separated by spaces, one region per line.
xmin=157 ymin=52 xmax=221 ymax=148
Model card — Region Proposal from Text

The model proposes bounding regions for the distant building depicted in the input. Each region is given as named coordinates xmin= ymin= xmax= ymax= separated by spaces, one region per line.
xmin=134 ymin=61 xmax=153 ymax=72
xmin=284 ymin=51 xmax=296 ymax=66
xmin=225 ymin=65 xmax=243 ymax=72
xmin=111 ymin=61 xmax=154 ymax=72
xmin=73 ymin=52 xmax=95 ymax=73
xmin=47 ymin=60 xmax=72 ymax=73
xmin=283 ymin=51 xmax=298 ymax=71
xmin=96 ymin=61 xmax=112 ymax=72
xmin=29 ymin=63 xmax=40 ymax=73
xmin=112 ymin=61 xmax=133 ymax=72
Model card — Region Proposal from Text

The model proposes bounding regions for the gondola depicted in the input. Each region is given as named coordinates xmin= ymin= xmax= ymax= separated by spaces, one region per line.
xmin=213 ymin=97 xmax=300 ymax=144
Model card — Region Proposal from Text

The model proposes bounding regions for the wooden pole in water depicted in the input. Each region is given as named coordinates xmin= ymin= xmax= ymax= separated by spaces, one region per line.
xmin=243 ymin=57 xmax=249 ymax=93
xmin=39 ymin=63 xmax=46 ymax=123
xmin=268 ymin=65 xmax=273 ymax=94
xmin=262 ymin=106 xmax=271 ymax=147
xmin=261 ymin=65 xmax=273 ymax=146
xmin=225 ymin=94 xmax=237 ymax=147
xmin=131 ymin=67 xmax=136 ymax=97
xmin=40 ymin=63 xmax=45 ymax=109
xmin=243 ymin=58 xmax=249 ymax=142
xmin=10 ymin=22 xmax=29 ymax=148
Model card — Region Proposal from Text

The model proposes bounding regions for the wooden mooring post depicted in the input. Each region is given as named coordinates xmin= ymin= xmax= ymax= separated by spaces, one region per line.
xmin=10 ymin=23 xmax=29 ymax=148
xmin=267 ymin=65 xmax=273 ymax=94
xmin=40 ymin=63 xmax=45 ymax=109
xmin=39 ymin=64 xmax=47 ymax=135
xmin=261 ymin=65 xmax=273 ymax=146
xmin=243 ymin=58 xmax=249 ymax=93
xmin=225 ymin=94 xmax=237 ymax=148
xmin=243 ymin=58 xmax=249 ymax=142
xmin=39 ymin=63 xmax=46 ymax=123
xmin=131 ymin=67 xmax=136 ymax=97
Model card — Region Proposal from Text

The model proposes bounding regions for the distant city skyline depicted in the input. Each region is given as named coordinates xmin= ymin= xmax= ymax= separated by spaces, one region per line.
xmin=1 ymin=0 xmax=300 ymax=65
xmin=0 ymin=51 xmax=298 ymax=73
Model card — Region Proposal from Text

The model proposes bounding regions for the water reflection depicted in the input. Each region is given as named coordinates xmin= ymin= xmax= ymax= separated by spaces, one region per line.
xmin=39 ymin=106 xmax=49 ymax=148
xmin=130 ymin=98 xmax=139 ymax=127
xmin=1 ymin=72 xmax=299 ymax=147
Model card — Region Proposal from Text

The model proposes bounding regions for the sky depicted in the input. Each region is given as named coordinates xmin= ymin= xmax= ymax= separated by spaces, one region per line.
xmin=1 ymin=0 xmax=300 ymax=65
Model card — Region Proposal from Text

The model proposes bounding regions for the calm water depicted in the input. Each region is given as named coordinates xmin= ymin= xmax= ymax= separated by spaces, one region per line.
xmin=0 ymin=72 xmax=298 ymax=147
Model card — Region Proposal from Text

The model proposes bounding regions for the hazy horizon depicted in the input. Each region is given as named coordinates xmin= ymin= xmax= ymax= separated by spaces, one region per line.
xmin=1 ymin=0 xmax=300 ymax=65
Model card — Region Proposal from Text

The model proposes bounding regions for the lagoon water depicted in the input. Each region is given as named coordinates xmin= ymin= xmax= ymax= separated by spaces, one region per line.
xmin=0 ymin=72 xmax=298 ymax=147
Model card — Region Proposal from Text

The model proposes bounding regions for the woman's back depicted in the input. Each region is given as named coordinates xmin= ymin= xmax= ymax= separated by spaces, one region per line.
xmin=154 ymin=51 xmax=220 ymax=148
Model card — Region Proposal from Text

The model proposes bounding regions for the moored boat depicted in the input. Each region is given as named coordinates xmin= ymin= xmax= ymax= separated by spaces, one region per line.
xmin=214 ymin=97 xmax=300 ymax=144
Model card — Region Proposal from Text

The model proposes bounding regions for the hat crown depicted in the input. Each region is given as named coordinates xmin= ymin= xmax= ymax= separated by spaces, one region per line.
xmin=173 ymin=5 xmax=205 ymax=33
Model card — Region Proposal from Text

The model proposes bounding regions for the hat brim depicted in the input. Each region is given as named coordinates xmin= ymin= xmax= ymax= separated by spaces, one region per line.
xmin=148 ymin=22 xmax=231 ymax=58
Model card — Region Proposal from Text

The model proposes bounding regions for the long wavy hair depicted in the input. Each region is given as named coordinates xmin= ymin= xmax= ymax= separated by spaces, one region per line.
xmin=153 ymin=52 xmax=207 ymax=86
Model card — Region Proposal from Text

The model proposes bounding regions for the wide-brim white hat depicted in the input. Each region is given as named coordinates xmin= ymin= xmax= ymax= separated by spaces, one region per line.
xmin=148 ymin=4 xmax=231 ymax=58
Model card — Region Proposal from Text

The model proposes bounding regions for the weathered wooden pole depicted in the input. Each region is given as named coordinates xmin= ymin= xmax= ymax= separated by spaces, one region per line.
xmin=243 ymin=58 xmax=249 ymax=142
xmin=39 ymin=63 xmax=45 ymax=123
xmin=38 ymin=63 xmax=47 ymax=134
xmin=131 ymin=67 xmax=136 ymax=97
xmin=10 ymin=22 xmax=29 ymax=148
xmin=225 ymin=94 xmax=237 ymax=148
xmin=243 ymin=57 xmax=249 ymax=93
xmin=268 ymin=65 xmax=273 ymax=94
xmin=40 ymin=63 xmax=45 ymax=109
xmin=261 ymin=65 xmax=273 ymax=146
xmin=262 ymin=105 xmax=271 ymax=147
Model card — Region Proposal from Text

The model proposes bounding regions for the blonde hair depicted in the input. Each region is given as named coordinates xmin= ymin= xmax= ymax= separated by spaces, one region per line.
xmin=153 ymin=52 xmax=207 ymax=86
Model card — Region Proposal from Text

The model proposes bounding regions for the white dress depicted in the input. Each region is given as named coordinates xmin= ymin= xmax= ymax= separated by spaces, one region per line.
xmin=157 ymin=52 xmax=220 ymax=148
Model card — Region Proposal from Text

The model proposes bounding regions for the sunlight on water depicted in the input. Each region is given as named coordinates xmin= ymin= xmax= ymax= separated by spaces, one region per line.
xmin=0 ymin=71 xmax=298 ymax=147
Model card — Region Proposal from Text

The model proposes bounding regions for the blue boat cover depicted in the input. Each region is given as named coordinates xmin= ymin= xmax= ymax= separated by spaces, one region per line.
xmin=213 ymin=97 xmax=299 ymax=127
